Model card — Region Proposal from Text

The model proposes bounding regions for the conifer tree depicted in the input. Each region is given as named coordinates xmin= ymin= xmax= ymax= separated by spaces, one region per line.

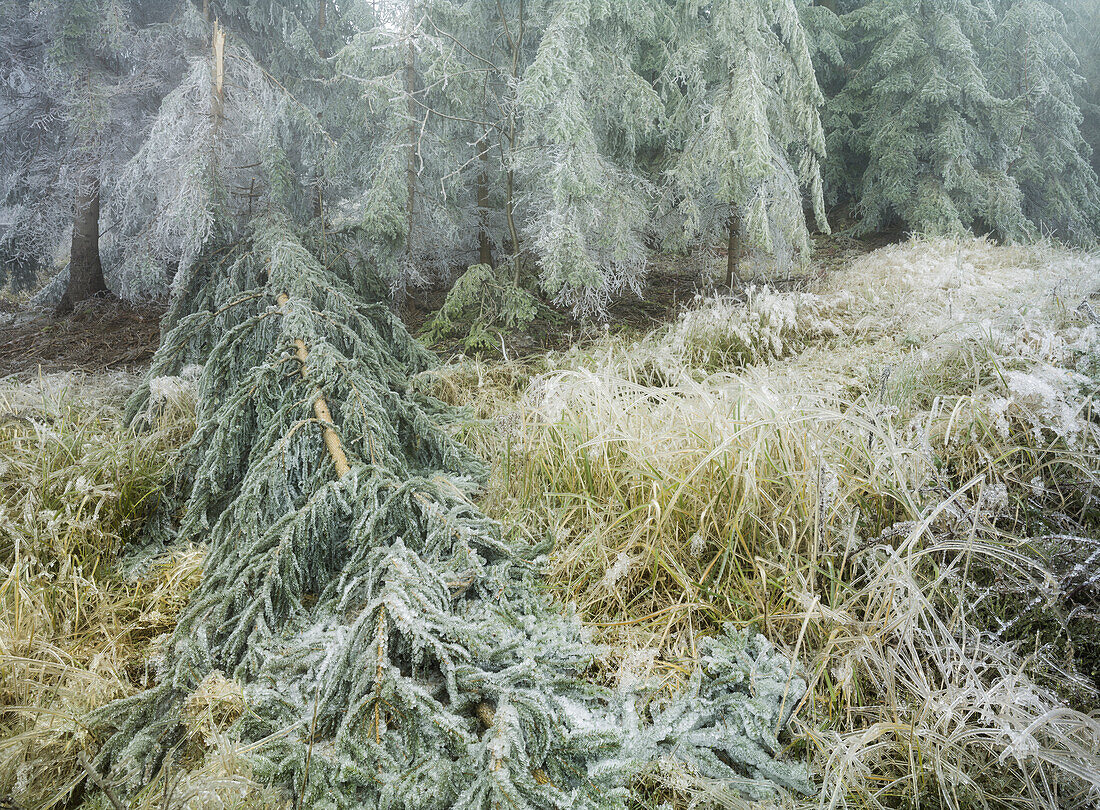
xmin=513 ymin=0 xmax=662 ymax=313
xmin=988 ymin=0 xmax=1100 ymax=242
xmin=659 ymin=0 xmax=829 ymax=286
xmin=826 ymin=0 xmax=1029 ymax=238
xmin=330 ymin=0 xmax=661 ymax=319
xmin=88 ymin=215 xmax=812 ymax=809
xmin=0 ymin=0 xmax=186 ymax=309
xmin=106 ymin=0 xmax=365 ymax=298
xmin=1058 ymin=0 xmax=1100 ymax=176
xmin=329 ymin=0 xmax=484 ymax=299
xmin=0 ymin=0 xmax=57 ymax=291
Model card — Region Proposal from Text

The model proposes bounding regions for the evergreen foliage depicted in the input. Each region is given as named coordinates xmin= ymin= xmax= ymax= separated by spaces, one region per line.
xmin=331 ymin=0 xmax=830 ymax=315
xmin=91 ymin=215 xmax=809 ymax=808
xmin=513 ymin=0 xmax=659 ymax=313
xmin=659 ymin=0 xmax=830 ymax=271
xmin=1055 ymin=0 xmax=1100 ymax=176
xmin=107 ymin=0 xmax=356 ymax=300
xmin=328 ymin=1 xmax=479 ymax=298
xmin=423 ymin=263 xmax=543 ymax=353
xmin=988 ymin=0 xmax=1100 ymax=243
xmin=826 ymin=0 xmax=1027 ymax=237
xmin=823 ymin=0 xmax=1099 ymax=242
xmin=0 ymin=0 xmax=186 ymax=296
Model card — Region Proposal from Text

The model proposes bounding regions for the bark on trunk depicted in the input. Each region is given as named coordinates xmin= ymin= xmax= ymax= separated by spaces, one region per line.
xmin=725 ymin=209 xmax=741 ymax=290
xmin=476 ymin=132 xmax=493 ymax=267
xmin=405 ymin=19 xmax=417 ymax=263
xmin=57 ymin=183 xmax=107 ymax=316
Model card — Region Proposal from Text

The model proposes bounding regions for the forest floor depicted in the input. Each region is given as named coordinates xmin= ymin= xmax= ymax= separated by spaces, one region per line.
xmin=0 ymin=300 xmax=163 ymax=377
xmin=0 ymin=231 xmax=895 ymax=377
xmin=406 ymin=232 xmax=901 ymax=360
xmin=2 ymin=234 xmax=1099 ymax=810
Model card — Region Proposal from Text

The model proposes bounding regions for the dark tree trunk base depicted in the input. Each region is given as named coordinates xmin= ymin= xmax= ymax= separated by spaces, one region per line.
xmin=57 ymin=184 xmax=107 ymax=317
xmin=725 ymin=211 xmax=741 ymax=290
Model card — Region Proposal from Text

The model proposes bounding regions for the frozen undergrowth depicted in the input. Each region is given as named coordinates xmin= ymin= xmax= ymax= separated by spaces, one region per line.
xmin=5 ymin=237 xmax=1099 ymax=810
xmin=0 ymin=372 xmax=201 ymax=809
xmin=76 ymin=218 xmax=815 ymax=810
xmin=440 ymin=237 xmax=1100 ymax=809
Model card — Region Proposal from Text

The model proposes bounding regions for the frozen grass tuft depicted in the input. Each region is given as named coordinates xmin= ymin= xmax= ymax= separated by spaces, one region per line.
xmin=0 ymin=373 xmax=199 ymax=809
xmin=447 ymin=238 xmax=1100 ymax=809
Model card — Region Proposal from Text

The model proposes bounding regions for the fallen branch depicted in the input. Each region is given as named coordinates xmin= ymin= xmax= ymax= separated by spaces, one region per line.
xmin=76 ymin=752 xmax=125 ymax=810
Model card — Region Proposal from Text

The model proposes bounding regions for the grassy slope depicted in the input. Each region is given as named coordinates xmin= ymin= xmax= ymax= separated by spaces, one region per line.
xmin=423 ymin=237 xmax=1100 ymax=809
xmin=1 ymin=237 xmax=1098 ymax=809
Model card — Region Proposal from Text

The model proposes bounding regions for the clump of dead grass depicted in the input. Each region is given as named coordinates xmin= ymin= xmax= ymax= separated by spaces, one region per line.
xmin=450 ymin=238 xmax=1100 ymax=809
xmin=0 ymin=373 xmax=200 ymax=809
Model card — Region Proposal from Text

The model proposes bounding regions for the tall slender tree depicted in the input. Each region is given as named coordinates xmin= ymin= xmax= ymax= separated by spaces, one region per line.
xmin=514 ymin=0 xmax=661 ymax=313
xmin=0 ymin=0 xmax=187 ymax=308
xmin=660 ymin=0 xmax=830 ymax=285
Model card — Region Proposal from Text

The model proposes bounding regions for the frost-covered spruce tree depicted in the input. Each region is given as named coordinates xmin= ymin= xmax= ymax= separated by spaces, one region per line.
xmin=107 ymin=0 xmax=355 ymax=297
xmin=827 ymin=0 xmax=1030 ymax=237
xmin=1052 ymin=0 xmax=1100 ymax=177
xmin=329 ymin=0 xmax=485 ymax=299
xmin=0 ymin=0 xmax=55 ymax=291
xmin=659 ymin=0 xmax=830 ymax=287
xmin=1074 ymin=2 xmax=1100 ymax=177
xmin=513 ymin=0 xmax=662 ymax=314
xmin=0 ymin=0 xmax=186 ymax=307
xmin=89 ymin=216 xmax=811 ymax=808
xmin=332 ymin=0 xmax=664 ymax=319
xmin=988 ymin=0 xmax=1100 ymax=242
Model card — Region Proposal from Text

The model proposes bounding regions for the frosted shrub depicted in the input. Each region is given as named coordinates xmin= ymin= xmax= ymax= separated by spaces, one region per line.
xmin=1005 ymin=365 xmax=1090 ymax=445
xmin=668 ymin=287 xmax=848 ymax=370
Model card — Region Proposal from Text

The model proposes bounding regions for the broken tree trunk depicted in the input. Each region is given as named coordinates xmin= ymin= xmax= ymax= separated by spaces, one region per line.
xmin=277 ymin=292 xmax=351 ymax=477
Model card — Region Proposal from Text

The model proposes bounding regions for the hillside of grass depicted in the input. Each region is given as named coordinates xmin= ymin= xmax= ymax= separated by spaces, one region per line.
xmin=421 ymin=237 xmax=1100 ymax=808
xmin=2 ymin=237 xmax=1099 ymax=809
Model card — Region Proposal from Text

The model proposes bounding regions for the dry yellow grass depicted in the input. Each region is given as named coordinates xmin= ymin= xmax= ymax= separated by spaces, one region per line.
xmin=0 ymin=372 xmax=203 ymax=809
xmin=430 ymin=238 xmax=1100 ymax=809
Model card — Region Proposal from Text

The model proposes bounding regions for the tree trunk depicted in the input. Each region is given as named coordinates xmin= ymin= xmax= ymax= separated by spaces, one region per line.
xmin=476 ymin=132 xmax=493 ymax=267
xmin=725 ymin=209 xmax=741 ymax=289
xmin=211 ymin=20 xmax=226 ymax=126
xmin=501 ymin=0 xmax=524 ymax=284
xmin=405 ymin=15 xmax=417 ymax=264
xmin=57 ymin=183 xmax=107 ymax=316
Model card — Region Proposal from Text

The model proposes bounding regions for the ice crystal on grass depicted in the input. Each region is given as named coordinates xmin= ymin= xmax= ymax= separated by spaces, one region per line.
xmin=667 ymin=287 xmax=848 ymax=371
xmin=470 ymin=237 xmax=1100 ymax=809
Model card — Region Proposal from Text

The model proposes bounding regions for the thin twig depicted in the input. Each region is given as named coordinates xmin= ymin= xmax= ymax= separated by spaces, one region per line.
xmin=76 ymin=752 xmax=125 ymax=810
